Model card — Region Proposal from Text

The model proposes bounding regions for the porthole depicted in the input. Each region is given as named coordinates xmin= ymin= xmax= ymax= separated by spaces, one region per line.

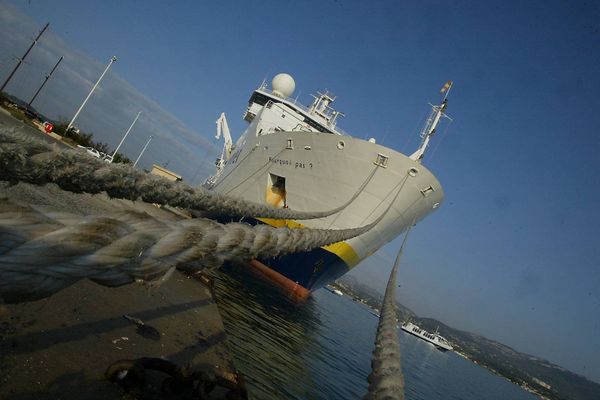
xmin=433 ymin=202 xmax=440 ymax=209
xmin=337 ymin=140 xmax=345 ymax=150
xmin=409 ymin=167 xmax=418 ymax=177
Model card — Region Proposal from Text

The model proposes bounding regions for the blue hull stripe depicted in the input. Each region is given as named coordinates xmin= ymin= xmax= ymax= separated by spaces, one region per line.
xmin=214 ymin=215 xmax=350 ymax=290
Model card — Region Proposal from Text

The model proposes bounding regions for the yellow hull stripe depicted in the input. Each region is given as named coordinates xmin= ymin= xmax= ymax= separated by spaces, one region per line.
xmin=257 ymin=218 xmax=361 ymax=267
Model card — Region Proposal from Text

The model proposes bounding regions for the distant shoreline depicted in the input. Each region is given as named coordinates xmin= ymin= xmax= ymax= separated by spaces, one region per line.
xmin=328 ymin=281 xmax=575 ymax=400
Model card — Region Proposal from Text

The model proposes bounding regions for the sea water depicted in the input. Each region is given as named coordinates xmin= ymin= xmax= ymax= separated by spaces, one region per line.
xmin=213 ymin=265 xmax=538 ymax=400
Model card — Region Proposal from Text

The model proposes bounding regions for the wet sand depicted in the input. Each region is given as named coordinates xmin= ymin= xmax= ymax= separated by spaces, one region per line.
xmin=0 ymin=271 xmax=233 ymax=399
xmin=0 ymin=113 xmax=240 ymax=399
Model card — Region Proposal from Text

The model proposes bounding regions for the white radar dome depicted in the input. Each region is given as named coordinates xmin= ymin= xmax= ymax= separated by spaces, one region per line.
xmin=271 ymin=73 xmax=295 ymax=98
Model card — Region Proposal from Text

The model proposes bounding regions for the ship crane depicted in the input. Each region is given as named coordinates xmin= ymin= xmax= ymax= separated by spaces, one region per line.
xmin=410 ymin=81 xmax=453 ymax=162
xmin=215 ymin=112 xmax=233 ymax=169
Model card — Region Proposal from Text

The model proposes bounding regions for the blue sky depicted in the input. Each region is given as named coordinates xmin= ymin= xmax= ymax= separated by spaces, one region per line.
xmin=1 ymin=0 xmax=599 ymax=383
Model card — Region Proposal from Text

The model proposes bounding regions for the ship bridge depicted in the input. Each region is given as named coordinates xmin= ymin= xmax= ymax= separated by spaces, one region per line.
xmin=243 ymin=74 xmax=348 ymax=136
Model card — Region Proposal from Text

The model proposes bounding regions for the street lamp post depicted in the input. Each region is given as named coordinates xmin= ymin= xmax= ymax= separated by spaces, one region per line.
xmin=66 ymin=55 xmax=117 ymax=133
xmin=133 ymin=135 xmax=153 ymax=168
xmin=111 ymin=111 xmax=141 ymax=162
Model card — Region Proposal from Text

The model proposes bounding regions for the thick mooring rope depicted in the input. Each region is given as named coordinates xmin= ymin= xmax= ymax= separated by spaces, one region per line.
xmin=0 ymin=129 xmax=374 ymax=221
xmin=364 ymin=226 xmax=412 ymax=400
xmin=0 ymin=166 xmax=410 ymax=304
xmin=0 ymin=127 xmax=417 ymax=305
xmin=0 ymin=198 xmax=385 ymax=304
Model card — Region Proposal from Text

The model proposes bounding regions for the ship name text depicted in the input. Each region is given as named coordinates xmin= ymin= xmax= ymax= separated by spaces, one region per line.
xmin=268 ymin=156 xmax=313 ymax=169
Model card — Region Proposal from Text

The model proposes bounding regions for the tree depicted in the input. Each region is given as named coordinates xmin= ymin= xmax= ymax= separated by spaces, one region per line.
xmin=112 ymin=153 xmax=132 ymax=164
xmin=92 ymin=141 xmax=110 ymax=154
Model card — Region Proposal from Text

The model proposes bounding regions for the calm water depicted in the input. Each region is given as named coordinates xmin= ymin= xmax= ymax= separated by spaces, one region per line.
xmin=213 ymin=265 xmax=538 ymax=400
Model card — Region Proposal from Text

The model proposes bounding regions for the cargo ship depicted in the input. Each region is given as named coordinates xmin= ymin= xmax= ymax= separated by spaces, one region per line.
xmin=205 ymin=74 xmax=450 ymax=300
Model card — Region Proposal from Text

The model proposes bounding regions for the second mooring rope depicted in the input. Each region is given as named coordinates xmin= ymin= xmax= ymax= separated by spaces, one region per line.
xmin=364 ymin=224 xmax=413 ymax=400
xmin=0 ymin=129 xmax=373 ymax=221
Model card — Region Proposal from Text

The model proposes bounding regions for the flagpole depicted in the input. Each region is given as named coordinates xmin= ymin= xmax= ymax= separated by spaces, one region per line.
xmin=442 ymin=81 xmax=453 ymax=101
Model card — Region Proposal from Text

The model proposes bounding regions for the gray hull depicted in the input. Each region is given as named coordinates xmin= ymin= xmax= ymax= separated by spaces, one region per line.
xmin=210 ymin=104 xmax=444 ymax=289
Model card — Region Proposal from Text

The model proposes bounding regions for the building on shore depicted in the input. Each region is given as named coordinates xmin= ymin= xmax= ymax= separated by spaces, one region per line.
xmin=151 ymin=164 xmax=182 ymax=182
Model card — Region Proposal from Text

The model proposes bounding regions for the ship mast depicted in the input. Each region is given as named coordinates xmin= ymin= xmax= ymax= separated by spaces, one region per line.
xmin=409 ymin=81 xmax=453 ymax=162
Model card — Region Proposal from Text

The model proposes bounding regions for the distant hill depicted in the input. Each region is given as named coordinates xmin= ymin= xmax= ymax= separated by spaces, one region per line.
xmin=334 ymin=275 xmax=600 ymax=400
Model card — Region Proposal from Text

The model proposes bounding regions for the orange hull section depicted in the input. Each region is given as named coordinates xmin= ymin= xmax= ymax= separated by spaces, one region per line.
xmin=246 ymin=260 xmax=311 ymax=302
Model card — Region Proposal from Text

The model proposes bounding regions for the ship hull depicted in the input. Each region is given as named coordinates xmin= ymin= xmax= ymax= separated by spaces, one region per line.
xmin=210 ymin=216 xmax=349 ymax=292
xmin=210 ymin=105 xmax=444 ymax=293
xmin=251 ymin=231 xmax=349 ymax=290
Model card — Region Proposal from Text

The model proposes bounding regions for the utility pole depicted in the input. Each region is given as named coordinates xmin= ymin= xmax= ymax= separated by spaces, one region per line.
xmin=28 ymin=56 xmax=63 ymax=109
xmin=133 ymin=135 xmax=153 ymax=167
xmin=1 ymin=22 xmax=49 ymax=93
xmin=111 ymin=111 xmax=141 ymax=162
xmin=66 ymin=55 xmax=117 ymax=133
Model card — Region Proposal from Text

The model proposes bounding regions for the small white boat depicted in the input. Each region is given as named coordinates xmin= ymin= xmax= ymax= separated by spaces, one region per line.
xmin=401 ymin=321 xmax=453 ymax=351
